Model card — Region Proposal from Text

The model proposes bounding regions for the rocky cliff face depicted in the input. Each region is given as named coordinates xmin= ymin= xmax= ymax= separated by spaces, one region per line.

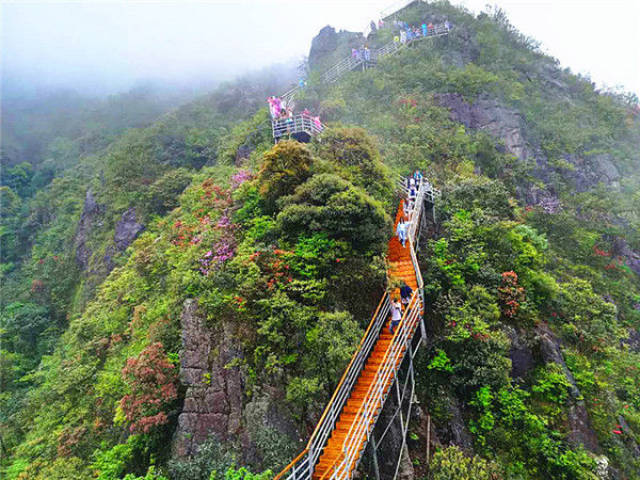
xmin=74 ymin=189 xmax=103 ymax=270
xmin=74 ymin=191 xmax=144 ymax=273
xmin=308 ymin=26 xmax=363 ymax=71
xmin=435 ymin=92 xmax=625 ymax=199
xmin=173 ymin=299 xmax=244 ymax=457
xmin=536 ymin=323 xmax=600 ymax=453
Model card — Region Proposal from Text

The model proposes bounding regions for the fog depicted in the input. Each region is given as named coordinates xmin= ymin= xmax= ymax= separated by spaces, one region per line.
xmin=2 ymin=1 xmax=639 ymax=101
xmin=1 ymin=1 xmax=393 ymax=99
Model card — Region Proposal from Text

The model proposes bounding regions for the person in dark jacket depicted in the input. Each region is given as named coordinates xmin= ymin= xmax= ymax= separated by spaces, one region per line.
xmin=400 ymin=282 xmax=413 ymax=309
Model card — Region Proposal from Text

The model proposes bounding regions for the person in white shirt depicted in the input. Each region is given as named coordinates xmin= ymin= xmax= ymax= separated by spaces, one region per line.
xmin=389 ymin=298 xmax=403 ymax=334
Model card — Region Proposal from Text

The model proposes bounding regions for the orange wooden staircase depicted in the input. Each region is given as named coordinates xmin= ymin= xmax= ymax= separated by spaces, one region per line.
xmin=275 ymin=181 xmax=433 ymax=480
xmin=312 ymin=201 xmax=418 ymax=479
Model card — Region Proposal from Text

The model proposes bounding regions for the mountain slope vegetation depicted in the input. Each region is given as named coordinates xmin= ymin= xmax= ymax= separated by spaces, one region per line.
xmin=1 ymin=2 xmax=639 ymax=479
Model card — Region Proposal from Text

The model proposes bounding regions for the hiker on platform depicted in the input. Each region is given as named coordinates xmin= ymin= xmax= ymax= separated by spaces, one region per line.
xmin=389 ymin=298 xmax=403 ymax=334
xmin=364 ymin=46 xmax=371 ymax=62
xmin=422 ymin=22 xmax=428 ymax=37
xmin=445 ymin=20 xmax=451 ymax=31
xmin=400 ymin=30 xmax=407 ymax=44
xmin=413 ymin=170 xmax=423 ymax=183
xmin=428 ymin=22 xmax=434 ymax=34
xmin=394 ymin=34 xmax=400 ymax=45
xmin=396 ymin=219 xmax=408 ymax=248
xmin=400 ymin=282 xmax=413 ymax=310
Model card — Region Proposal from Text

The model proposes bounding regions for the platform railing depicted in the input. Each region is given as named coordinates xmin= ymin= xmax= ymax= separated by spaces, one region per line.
xmin=272 ymin=114 xmax=324 ymax=141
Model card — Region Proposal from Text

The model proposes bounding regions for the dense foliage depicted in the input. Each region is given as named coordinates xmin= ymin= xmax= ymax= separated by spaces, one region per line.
xmin=2 ymin=1 xmax=639 ymax=479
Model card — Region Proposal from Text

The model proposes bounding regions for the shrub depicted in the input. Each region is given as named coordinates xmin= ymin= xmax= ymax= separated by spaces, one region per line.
xmin=429 ymin=446 xmax=501 ymax=480
xmin=276 ymin=174 xmax=390 ymax=254
xmin=314 ymin=126 xmax=392 ymax=202
xmin=119 ymin=342 xmax=178 ymax=433
xmin=257 ymin=141 xmax=314 ymax=212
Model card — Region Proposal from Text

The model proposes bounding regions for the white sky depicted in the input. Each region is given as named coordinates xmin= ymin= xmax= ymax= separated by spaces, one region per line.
xmin=1 ymin=0 xmax=639 ymax=96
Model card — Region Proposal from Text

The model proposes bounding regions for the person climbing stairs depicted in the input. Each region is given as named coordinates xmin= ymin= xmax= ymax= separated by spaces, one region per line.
xmin=275 ymin=178 xmax=436 ymax=480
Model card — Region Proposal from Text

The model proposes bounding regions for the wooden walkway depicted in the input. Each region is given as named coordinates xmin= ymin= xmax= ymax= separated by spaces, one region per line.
xmin=311 ymin=200 xmax=420 ymax=479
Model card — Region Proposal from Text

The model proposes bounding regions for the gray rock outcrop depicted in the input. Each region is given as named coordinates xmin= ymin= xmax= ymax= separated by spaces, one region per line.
xmin=536 ymin=323 xmax=600 ymax=452
xmin=434 ymin=93 xmax=533 ymax=162
xmin=74 ymin=188 xmax=103 ymax=270
xmin=173 ymin=299 xmax=244 ymax=457
xmin=114 ymin=207 xmax=144 ymax=251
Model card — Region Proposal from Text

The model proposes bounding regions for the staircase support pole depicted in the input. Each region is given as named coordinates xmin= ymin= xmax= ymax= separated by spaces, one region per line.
xmin=370 ymin=434 xmax=382 ymax=480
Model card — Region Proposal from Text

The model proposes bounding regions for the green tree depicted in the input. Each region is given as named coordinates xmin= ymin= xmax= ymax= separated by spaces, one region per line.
xmin=257 ymin=140 xmax=313 ymax=213
xmin=276 ymin=174 xmax=390 ymax=254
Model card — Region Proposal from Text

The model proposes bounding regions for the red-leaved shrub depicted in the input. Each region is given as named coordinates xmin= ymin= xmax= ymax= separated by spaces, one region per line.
xmin=119 ymin=342 xmax=177 ymax=433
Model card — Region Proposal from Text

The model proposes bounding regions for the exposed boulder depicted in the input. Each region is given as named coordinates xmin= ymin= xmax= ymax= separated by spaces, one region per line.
xmin=536 ymin=323 xmax=600 ymax=452
xmin=74 ymin=188 xmax=103 ymax=270
xmin=309 ymin=26 xmax=339 ymax=69
xmin=611 ymin=237 xmax=640 ymax=277
xmin=434 ymin=93 xmax=533 ymax=162
xmin=565 ymin=153 xmax=621 ymax=192
xmin=114 ymin=207 xmax=144 ymax=251
xmin=506 ymin=326 xmax=535 ymax=380
xmin=308 ymin=26 xmax=362 ymax=70
xmin=172 ymin=299 xmax=244 ymax=458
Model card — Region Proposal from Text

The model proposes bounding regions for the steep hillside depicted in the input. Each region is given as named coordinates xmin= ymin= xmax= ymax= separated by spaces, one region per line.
xmin=2 ymin=2 xmax=639 ymax=480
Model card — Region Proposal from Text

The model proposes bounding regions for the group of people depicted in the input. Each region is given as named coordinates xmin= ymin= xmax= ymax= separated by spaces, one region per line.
xmin=351 ymin=46 xmax=372 ymax=62
xmin=395 ymin=170 xmax=424 ymax=248
xmin=267 ymin=95 xmax=286 ymax=119
xmin=393 ymin=20 xmax=451 ymax=45
xmin=268 ymin=96 xmax=323 ymax=138
xmin=390 ymin=170 xmax=426 ymax=335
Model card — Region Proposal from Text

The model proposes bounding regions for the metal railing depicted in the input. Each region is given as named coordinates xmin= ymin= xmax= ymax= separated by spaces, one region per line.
xmin=272 ymin=114 xmax=324 ymax=141
xmin=320 ymin=293 xmax=422 ymax=479
xmin=275 ymin=179 xmax=433 ymax=480
xmin=322 ymin=56 xmax=366 ymax=84
xmin=320 ymin=24 xmax=450 ymax=86
xmin=274 ymin=294 xmax=392 ymax=480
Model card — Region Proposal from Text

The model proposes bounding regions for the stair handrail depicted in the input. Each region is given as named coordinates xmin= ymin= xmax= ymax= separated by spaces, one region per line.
xmin=317 ymin=294 xmax=421 ymax=480
xmin=322 ymin=294 xmax=422 ymax=479
xmin=318 ymin=180 xmax=429 ymax=479
xmin=276 ymin=179 xmax=432 ymax=480
xmin=274 ymin=293 xmax=391 ymax=480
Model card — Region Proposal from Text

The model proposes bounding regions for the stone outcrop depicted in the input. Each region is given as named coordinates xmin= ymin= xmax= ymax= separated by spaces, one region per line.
xmin=74 ymin=188 xmax=103 ymax=270
xmin=536 ymin=323 xmax=600 ymax=452
xmin=506 ymin=326 xmax=535 ymax=380
xmin=435 ymin=93 xmax=533 ymax=162
xmin=114 ymin=207 xmax=144 ymax=250
xmin=173 ymin=299 xmax=244 ymax=457
xmin=566 ymin=153 xmax=621 ymax=192
xmin=611 ymin=237 xmax=640 ymax=277
xmin=309 ymin=26 xmax=339 ymax=69
xmin=308 ymin=26 xmax=362 ymax=70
